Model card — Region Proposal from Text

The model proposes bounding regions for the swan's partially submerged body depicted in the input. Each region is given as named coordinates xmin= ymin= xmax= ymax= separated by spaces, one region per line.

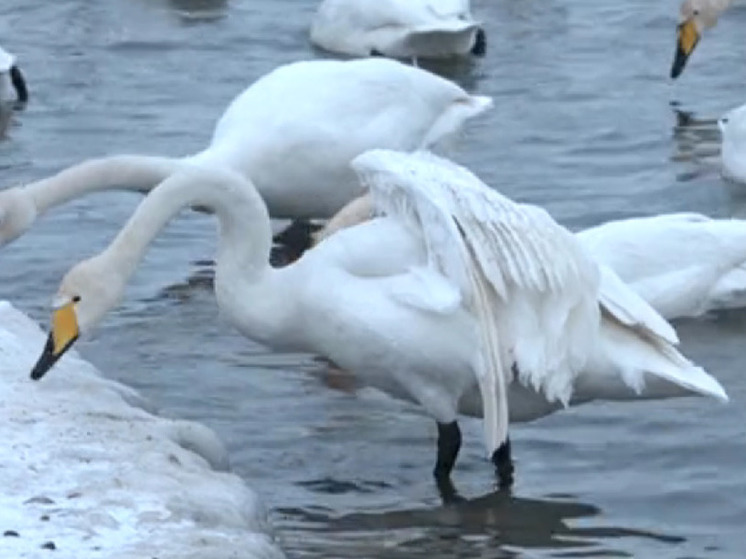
xmin=30 ymin=151 xmax=726 ymax=493
xmin=310 ymin=0 xmax=485 ymax=59
xmin=720 ymin=102 xmax=746 ymax=184
xmin=0 ymin=58 xmax=490 ymax=246
xmin=0 ymin=45 xmax=27 ymax=104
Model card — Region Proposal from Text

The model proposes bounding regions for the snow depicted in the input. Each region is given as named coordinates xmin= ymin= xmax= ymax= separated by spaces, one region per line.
xmin=0 ymin=301 xmax=285 ymax=559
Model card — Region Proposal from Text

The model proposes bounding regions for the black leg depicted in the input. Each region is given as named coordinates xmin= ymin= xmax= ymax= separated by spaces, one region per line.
xmin=491 ymin=437 xmax=514 ymax=488
xmin=433 ymin=421 xmax=464 ymax=504
xmin=434 ymin=420 xmax=461 ymax=480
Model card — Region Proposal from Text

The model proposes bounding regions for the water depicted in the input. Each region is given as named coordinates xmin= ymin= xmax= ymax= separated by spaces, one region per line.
xmin=1 ymin=0 xmax=746 ymax=557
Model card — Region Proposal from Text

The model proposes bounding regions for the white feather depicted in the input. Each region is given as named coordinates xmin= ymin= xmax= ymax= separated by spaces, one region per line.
xmin=352 ymin=149 xmax=602 ymax=454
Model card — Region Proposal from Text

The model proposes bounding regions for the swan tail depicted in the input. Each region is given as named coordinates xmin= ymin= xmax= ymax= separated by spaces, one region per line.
xmin=600 ymin=316 xmax=728 ymax=402
xmin=421 ymin=94 xmax=492 ymax=148
xmin=404 ymin=21 xmax=481 ymax=57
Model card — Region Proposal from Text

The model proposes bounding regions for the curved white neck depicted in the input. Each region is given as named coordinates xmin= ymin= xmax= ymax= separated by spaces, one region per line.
xmin=24 ymin=155 xmax=185 ymax=214
xmin=97 ymin=167 xmax=294 ymax=345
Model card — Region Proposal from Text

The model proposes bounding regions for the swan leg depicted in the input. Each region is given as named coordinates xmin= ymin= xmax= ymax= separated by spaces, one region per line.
xmin=434 ymin=421 xmax=465 ymax=503
xmin=434 ymin=420 xmax=461 ymax=479
xmin=491 ymin=437 xmax=514 ymax=488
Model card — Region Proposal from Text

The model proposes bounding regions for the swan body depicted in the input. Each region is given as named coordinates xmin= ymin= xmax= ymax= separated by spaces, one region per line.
xmin=671 ymin=0 xmax=734 ymax=78
xmin=720 ymin=102 xmax=746 ymax=183
xmin=310 ymin=0 xmax=485 ymax=59
xmin=578 ymin=212 xmax=746 ymax=318
xmin=0 ymin=58 xmax=490 ymax=246
xmin=313 ymin=194 xmax=746 ymax=320
xmin=0 ymin=45 xmax=28 ymax=104
xmin=31 ymin=151 xmax=726 ymax=485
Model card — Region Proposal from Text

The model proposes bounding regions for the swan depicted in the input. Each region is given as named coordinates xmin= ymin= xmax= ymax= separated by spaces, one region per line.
xmin=0 ymin=58 xmax=490 ymax=246
xmin=671 ymin=0 xmax=734 ymax=78
xmin=720 ymin=102 xmax=746 ymax=183
xmin=309 ymin=195 xmax=746 ymax=320
xmin=310 ymin=0 xmax=486 ymax=59
xmin=28 ymin=151 xmax=726 ymax=492
xmin=0 ymin=45 xmax=28 ymax=104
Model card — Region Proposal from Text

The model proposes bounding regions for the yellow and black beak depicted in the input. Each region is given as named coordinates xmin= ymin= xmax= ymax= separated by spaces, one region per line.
xmin=671 ymin=18 xmax=700 ymax=79
xmin=30 ymin=301 xmax=79 ymax=381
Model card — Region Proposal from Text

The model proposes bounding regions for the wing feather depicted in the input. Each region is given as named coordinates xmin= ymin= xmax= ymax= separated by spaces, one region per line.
xmin=351 ymin=149 xmax=602 ymax=455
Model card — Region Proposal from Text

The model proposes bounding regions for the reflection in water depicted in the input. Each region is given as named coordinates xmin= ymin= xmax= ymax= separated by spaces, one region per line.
xmin=277 ymin=490 xmax=684 ymax=558
xmin=166 ymin=0 xmax=228 ymax=22
xmin=669 ymin=102 xmax=722 ymax=181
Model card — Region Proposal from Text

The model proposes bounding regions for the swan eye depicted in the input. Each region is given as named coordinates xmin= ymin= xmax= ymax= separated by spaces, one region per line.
xmin=72 ymin=295 xmax=81 ymax=303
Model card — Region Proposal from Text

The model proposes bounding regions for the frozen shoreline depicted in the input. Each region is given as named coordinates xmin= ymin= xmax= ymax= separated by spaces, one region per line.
xmin=0 ymin=301 xmax=285 ymax=559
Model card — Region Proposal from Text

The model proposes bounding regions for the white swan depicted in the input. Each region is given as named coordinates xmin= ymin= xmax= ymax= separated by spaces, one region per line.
xmin=307 ymin=194 xmax=746 ymax=320
xmin=0 ymin=58 xmax=490 ymax=246
xmin=671 ymin=0 xmax=734 ymax=78
xmin=28 ymin=151 xmax=726 ymax=492
xmin=310 ymin=0 xmax=485 ymax=59
xmin=720 ymin=102 xmax=746 ymax=183
xmin=0 ymin=45 xmax=28 ymax=104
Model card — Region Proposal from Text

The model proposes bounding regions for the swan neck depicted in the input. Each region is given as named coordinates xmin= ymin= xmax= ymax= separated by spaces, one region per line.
xmin=25 ymin=155 xmax=182 ymax=214
xmin=101 ymin=167 xmax=272 ymax=285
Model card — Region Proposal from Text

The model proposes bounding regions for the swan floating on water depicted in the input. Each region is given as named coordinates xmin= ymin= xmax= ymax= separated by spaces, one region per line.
xmin=309 ymin=194 xmax=746 ymax=320
xmin=0 ymin=45 xmax=28 ymax=105
xmin=720 ymin=102 xmax=746 ymax=183
xmin=27 ymin=150 xmax=726 ymax=491
xmin=0 ymin=301 xmax=283 ymax=558
xmin=0 ymin=57 xmax=490 ymax=246
xmin=310 ymin=0 xmax=486 ymax=59
xmin=671 ymin=0 xmax=734 ymax=78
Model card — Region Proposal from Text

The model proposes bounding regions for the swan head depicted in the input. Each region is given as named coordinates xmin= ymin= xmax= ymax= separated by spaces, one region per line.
xmin=0 ymin=187 xmax=38 ymax=246
xmin=719 ymin=104 xmax=746 ymax=145
xmin=671 ymin=0 xmax=719 ymax=79
xmin=30 ymin=254 xmax=125 ymax=380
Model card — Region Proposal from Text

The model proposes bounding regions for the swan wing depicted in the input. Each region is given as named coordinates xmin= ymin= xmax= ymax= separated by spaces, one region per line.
xmin=351 ymin=149 xmax=601 ymax=455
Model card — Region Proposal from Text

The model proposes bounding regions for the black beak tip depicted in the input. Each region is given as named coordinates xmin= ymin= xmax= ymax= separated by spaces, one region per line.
xmin=29 ymin=333 xmax=65 ymax=381
xmin=471 ymin=28 xmax=486 ymax=57
xmin=670 ymin=50 xmax=688 ymax=79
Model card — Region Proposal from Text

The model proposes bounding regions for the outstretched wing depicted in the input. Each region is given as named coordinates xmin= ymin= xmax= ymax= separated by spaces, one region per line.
xmin=351 ymin=149 xmax=601 ymax=456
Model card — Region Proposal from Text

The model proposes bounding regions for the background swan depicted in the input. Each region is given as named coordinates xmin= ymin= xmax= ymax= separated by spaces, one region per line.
xmin=28 ymin=151 xmax=726 ymax=493
xmin=671 ymin=0 xmax=734 ymax=78
xmin=310 ymin=0 xmax=486 ymax=59
xmin=307 ymin=194 xmax=746 ymax=320
xmin=720 ymin=102 xmax=746 ymax=182
xmin=0 ymin=58 xmax=490 ymax=246
xmin=0 ymin=45 xmax=28 ymax=104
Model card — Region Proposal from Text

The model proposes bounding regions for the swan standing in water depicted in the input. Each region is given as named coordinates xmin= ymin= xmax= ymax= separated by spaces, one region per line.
xmin=720 ymin=102 xmax=746 ymax=183
xmin=304 ymin=194 xmax=746 ymax=320
xmin=0 ymin=58 xmax=490 ymax=246
xmin=310 ymin=0 xmax=486 ymax=59
xmin=670 ymin=0 xmax=734 ymax=78
xmin=0 ymin=45 xmax=28 ymax=105
xmin=28 ymin=151 xmax=726 ymax=492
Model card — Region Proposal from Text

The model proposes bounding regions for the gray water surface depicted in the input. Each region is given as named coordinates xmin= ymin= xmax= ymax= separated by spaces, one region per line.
xmin=2 ymin=1 xmax=746 ymax=557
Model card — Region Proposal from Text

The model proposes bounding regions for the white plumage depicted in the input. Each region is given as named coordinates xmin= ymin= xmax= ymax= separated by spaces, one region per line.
xmin=32 ymin=151 xmax=727 ymax=485
xmin=310 ymin=0 xmax=484 ymax=59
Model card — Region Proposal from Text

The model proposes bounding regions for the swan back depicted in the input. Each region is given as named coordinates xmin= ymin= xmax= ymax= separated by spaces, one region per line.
xmin=203 ymin=59 xmax=492 ymax=218
xmin=310 ymin=0 xmax=481 ymax=58
xmin=352 ymin=149 xmax=601 ymax=455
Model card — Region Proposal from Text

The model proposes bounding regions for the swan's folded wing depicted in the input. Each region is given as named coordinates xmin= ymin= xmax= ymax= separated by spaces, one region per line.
xmin=597 ymin=264 xmax=679 ymax=345
xmin=351 ymin=149 xmax=601 ymax=455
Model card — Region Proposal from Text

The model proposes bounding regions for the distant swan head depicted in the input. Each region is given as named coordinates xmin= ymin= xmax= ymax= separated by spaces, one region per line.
xmin=31 ymin=254 xmax=125 ymax=380
xmin=719 ymin=104 xmax=746 ymax=144
xmin=0 ymin=187 xmax=37 ymax=245
xmin=671 ymin=0 xmax=727 ymax=78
